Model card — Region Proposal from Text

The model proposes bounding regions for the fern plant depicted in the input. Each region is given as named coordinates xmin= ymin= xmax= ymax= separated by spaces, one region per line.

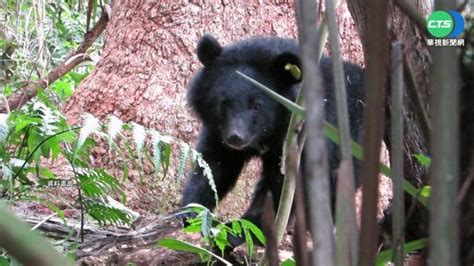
xmin=159 ymin=204 xmax=266 ymax=264
xmin=0 ymin=90 xmax=216 ymax=237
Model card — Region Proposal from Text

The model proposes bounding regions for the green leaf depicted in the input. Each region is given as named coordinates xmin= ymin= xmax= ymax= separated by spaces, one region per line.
xmin=157 ymin=238 xmax=232 ymax=265
xmin=52 ymin=79 xmax=74 ymax=100
xmin=243 ymin=226 xmax=255 ymax=257
xmin=162 ymin=143 xmax=172 ymax=175
xmin=200 ymin=209 xmax=213 ymax=239
xmin=413 ymin=154 xmax=432 ymax=167
xmin=0 ymin=256 xmax=9 ymax=266
xmin=183 ymin=221 xmax=202 ymax=233
xmin=68 ymin=71 xmax=89 ymax=85
xmin=420 ymin=186 xmax=431 ymax=198
xmin=214 ymin=225 xmax=228 ymax=255
xmin=151 ymin=131 xmax=162 ymax=175
xmin=376 ymin=238 xmax=428 ymax=265
xmin=46 ymin=136 xmax=60 ymax=160
xmin=281 ymin=258 xmax=296 ymax=266
xmin=27 ymin=130 xmax=42 ymax=162
xmin=231 ymin=220 xmax=242 ymax=236
xmin=240 ymin=219 xmax=266 ymax=245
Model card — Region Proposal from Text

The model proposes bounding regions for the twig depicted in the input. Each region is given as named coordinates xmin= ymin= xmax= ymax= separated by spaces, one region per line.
xmin=31 ymin=212 xmax=58 ymax=231
xmin=262 ymin=192 xmax=278 ymax=266
xmin=293 ymin=171 xmax=309 ymax=266
xmin=2 ymin=11 xmax=109 ymax=113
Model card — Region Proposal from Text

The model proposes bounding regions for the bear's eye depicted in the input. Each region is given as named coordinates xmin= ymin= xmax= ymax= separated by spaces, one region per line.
xmin=251 ymin=102 xmax=262 ymax=111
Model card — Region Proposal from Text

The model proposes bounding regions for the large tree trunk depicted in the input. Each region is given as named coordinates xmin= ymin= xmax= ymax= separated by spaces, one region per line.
xmin=347 ymin=0 xmax=432 ymax=245
xmin=64 ymin=1 xmax=297 ymax=140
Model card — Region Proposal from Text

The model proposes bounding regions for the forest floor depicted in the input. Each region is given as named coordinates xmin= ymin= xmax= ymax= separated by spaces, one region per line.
xmin=12 ymin=144 xmax=393 ymax=265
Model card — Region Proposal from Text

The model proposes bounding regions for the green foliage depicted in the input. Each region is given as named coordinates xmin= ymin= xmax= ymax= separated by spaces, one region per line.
xmin=0 ymin=93 xmax=213 ymax=234
xmin=0 ymin=1 xmax=101 ymax=88
xmin=420 ymin=185 xmax=431 ymax=198
xmin=413 ymin=153 xmax=432 ymax=167
xmin=161 ymin=204 xmax=265 ymax=263
xmin=0 ymin=255 xmax=10 ymax=266
xmin=281 ymin=258 xmax=296 ymax=266
xmin=375 ymin=238 xmax=428 ymax=265
xmin=157 ymin=238 xmax=232 ymax=266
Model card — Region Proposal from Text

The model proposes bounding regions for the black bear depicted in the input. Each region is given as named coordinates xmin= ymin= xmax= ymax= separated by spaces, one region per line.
xmin=181 ymin=33 xmax=365 ymax=245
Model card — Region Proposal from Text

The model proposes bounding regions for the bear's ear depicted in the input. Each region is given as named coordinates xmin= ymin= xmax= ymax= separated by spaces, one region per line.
xmin=272 ymin=52 xmax=303 ymax=85
xmin=197 ymin=33 xmax=222 ymax=67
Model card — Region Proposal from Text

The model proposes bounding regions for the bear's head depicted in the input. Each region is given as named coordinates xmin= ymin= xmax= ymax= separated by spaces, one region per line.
xmin=188 ymin=34 xmax=302 ymax=152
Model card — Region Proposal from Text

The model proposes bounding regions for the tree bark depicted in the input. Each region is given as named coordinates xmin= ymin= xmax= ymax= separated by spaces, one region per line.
xmin=63 ymin=1 xmax=299 ymax=142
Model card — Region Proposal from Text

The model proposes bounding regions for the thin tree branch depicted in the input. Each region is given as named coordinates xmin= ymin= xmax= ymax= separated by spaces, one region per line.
xmin=262 ymin=192 xmax=279 ymax=266
xmin=326 ymin=0 xmax=359 ymax=264
xmin=293 ymin=171 xmax=309 ymax=266
xmin=357 ymin=0 xmax=389 ymax=264
xmin=296 ymin=0 xmax=335 ymax=264
xmin=391 ymin=42 xmax=405 ymax=266
xmin=2 ymin=11 xmax=108 ymax=113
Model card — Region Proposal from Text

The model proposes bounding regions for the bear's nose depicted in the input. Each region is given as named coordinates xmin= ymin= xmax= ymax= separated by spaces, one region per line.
xmin=227 ymin=134 xmax=244 ymax=146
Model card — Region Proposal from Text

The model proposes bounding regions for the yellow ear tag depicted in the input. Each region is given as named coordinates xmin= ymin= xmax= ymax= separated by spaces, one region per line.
xmin=284 ymin=63 xmax=302 ymax=81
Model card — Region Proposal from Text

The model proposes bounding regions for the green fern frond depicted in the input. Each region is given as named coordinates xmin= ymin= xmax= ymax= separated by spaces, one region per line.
xmin=177 ymin=142 xmax=190 ymax=182
xmin=77 ymin=168 xmax=120 ymax=199
xmin=151 ymin=131 xmax=163 ymax=175
xmin=83 ymin=199 xmax=132 ymax=226
xmin=192 ymin=150 xmax=218 ymax=205
xmin=106 ymin=115 xmax=124 ymax=150
xmin=31 ymin=101 xmax=62 ymax=136
xmin=0 ymin=162 xmax=13 ymax=181
xmin=0 ymin=113 xmax=8 ymax=142
xmin=131 ymin=122 xmax=146 ymax=157
xmin=77 ymin=113 xmax=101 ymax=151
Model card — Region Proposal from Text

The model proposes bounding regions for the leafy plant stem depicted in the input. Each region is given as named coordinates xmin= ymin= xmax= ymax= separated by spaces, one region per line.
xmin=11 ymin=127 xmax=81 ymax=184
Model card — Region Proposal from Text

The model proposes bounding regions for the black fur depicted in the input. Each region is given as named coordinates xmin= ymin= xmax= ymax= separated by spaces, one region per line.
xmin=182 ymin=34 xmax=365 ymax=246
